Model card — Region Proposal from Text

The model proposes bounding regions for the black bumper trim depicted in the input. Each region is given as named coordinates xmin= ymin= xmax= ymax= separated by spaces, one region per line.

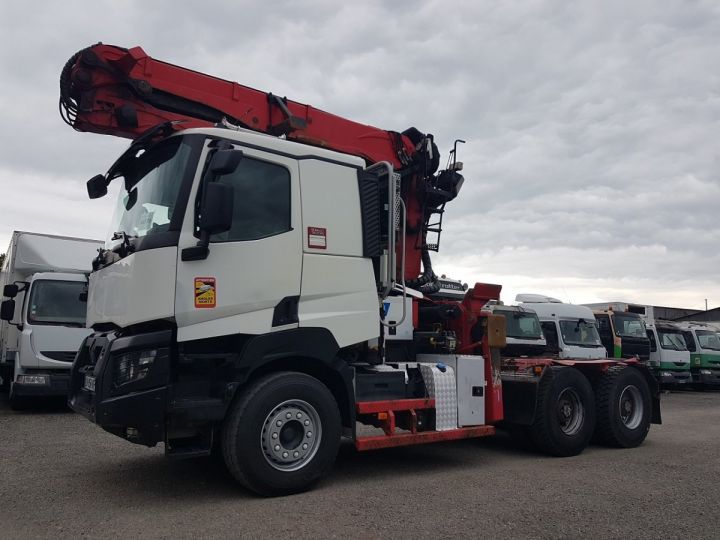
xmin=692 ymin=369 xmax=720 ymax=386
xmin=13 ymin=372 xmax=70 ymax=397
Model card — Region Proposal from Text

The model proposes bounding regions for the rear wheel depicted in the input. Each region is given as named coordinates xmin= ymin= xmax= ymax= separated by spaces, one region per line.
xmin=221 ymin=371 xmax=341 ymax=496
xmin=594 ymin=366 xmax=651 ymax=447
xmin=529 ymin=367 xmax=596 ymax=456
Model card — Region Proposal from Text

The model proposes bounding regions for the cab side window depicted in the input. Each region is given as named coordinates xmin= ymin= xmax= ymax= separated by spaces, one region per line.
xmin=541 ymin=321 xmax=560 ymax=353
xmin=210 ymin=157 xmax=291 ymax=242
xmin=596 ymin=316 xmax=611 ymax=336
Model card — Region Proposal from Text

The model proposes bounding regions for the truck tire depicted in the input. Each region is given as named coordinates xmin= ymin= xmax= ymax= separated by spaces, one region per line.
xmin=529 ymin=367 xmax=595 ymax=457
xmin=221 ymin=371 xmax=341 ymax=497
xmin=594 ymin=366 xmax=651 ymax=448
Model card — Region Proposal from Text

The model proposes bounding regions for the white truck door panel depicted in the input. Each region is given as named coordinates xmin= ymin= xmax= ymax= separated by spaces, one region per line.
xmin=176 ymin=148 xmax=302 ymax=342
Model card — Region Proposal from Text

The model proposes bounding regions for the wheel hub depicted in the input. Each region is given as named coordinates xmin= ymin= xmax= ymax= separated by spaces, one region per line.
xmin=618 ymin=385 xmax=643 ymax=430
xmin=261 ymin=399 xmax=322 ymax=472
xmin=556 ymin=388 xmax=584 ymax=436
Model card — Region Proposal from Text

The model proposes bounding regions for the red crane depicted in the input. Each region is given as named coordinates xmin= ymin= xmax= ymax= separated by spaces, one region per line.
xmin=59 ymin=43 xmax=465 ymax=290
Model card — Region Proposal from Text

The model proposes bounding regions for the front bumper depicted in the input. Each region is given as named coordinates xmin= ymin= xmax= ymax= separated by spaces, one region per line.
xmin=68 ymin=329 xmax=172 ymax=447
xmin=659 ymin=371 xmax=692 ymax=387
xmin=691 ymin=369 xmax=720 ymax=387
xmin=12 ymin=371 xmax=71 ymax=397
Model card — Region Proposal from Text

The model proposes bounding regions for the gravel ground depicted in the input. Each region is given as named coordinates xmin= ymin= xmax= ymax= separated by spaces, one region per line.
xmin=1 ymin=390 xmax=719 ymax=539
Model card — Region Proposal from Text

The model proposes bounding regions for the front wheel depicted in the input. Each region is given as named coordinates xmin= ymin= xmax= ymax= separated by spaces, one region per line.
xmin=221 ymin=371 xmax=341 ymax=496
xmin=529 ymin=367 xmax=596 ymax=457
xmin=594 ymin=366 xmax=651 ymax=448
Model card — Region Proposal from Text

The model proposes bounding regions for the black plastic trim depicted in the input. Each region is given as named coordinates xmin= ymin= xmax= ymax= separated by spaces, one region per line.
xmin=272 ymin=296 xmax=299 ymax=327
xmin=357 ymin=170 xmax=382 ymax=258
xmin=70 ymin=326 xmax=357 ymax=451
xmin=110 ymin=329 xmax=173 ymax=354
xmin=239 ymin=327 xmax=339 ymax=369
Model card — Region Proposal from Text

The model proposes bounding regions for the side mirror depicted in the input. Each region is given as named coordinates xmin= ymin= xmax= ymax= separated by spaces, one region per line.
xmin=181 ymin=182 xmax=234 ymax=262
xmin=209 ymin=149 xmax=243 ymax=176
xmin=0 ymin=299 xmax=15 ymax=321
xmin=3 ymin=284 xmax=18 ymax=298
xmin=199 ymin=182 xmax=234 ymax=234
xmin=87 ymin=174 xmax=108 ymax=199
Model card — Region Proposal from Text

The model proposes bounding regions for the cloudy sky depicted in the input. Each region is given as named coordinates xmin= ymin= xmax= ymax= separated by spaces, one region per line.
xmin=0 ymin=1 xmax=718 ymax=309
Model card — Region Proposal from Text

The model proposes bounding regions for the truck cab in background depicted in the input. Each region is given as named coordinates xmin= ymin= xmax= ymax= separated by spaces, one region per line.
xmin=644 ymin=320 xmax=692 ymax=387
xmin=0 ymin=231 xmax=102 ymax=407
xmin=516 ymin=295 xmax=605 ymax=359
xmin=675 ymin=322 xmax=720 ymax=387
xmin=481 ymin=300 xmax=546 ymax=357
xmin=589 ymin=307 xmax=650 ymax=363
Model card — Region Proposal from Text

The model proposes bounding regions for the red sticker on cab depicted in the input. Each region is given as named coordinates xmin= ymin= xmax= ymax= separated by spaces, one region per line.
xmin=308 ymin=227 xmax=327 ymax=249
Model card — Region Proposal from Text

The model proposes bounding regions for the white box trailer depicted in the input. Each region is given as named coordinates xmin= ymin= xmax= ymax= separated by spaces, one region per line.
xmin=0 ymin=231 xmax=102 ymax=407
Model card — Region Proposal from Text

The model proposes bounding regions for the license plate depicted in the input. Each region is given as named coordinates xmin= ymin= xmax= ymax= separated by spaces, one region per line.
xmin=84 ymin=374 xmax=96 ymax=392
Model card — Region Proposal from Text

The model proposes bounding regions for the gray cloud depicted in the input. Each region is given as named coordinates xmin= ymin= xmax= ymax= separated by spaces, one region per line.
xmin=0 ymin=0 xmax=718 ymax=309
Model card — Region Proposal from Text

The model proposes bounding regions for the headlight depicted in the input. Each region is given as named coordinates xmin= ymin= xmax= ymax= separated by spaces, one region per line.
xmin=114 ymin=349 xmax=157 ymax=386
xmin=661 ymin=371 xmax=672 ymax=377
xmin=700 ymin=369 xmax=712 ymax=375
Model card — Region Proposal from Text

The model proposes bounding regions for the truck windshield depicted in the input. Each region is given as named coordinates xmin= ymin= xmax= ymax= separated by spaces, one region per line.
xmin=106 ymin=136 xmax=194 ymax=247
xmin=495 ymin=309 xmax=543 ymax=339
xmin=27 ymin=280 xmax=86 ymax=327
xmin=611 ymin=313 xmax=647 ymax=338
xmin=658 ymin=330 xmax=687 ymax=351
xmin=559 ymin=320 xmax=602 ymax=347
xmin=696 ymin=330 xmax=720 ymax=351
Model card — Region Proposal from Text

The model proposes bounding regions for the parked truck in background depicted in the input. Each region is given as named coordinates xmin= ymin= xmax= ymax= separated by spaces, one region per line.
xmin=0 ymin=231 xmax=102 ymax=408
xmin=516 ymin=295 xmax=606 ymax=359
xmin=57 ymin=43 xmax=660 ymax=496
xmin=643 ymin=319 xmax=692 ymax=387
xmin=480 ymin=300 xmax=547 ymax=357
xmin=584 ymin=304 xmax=651 ymax=362
xmin=675 ymin=322 xmax=720 ymax=387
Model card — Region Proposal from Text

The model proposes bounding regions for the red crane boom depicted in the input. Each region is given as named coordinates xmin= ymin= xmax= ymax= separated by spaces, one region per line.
xmin=59 ymin=43 xmax=464 ymax=288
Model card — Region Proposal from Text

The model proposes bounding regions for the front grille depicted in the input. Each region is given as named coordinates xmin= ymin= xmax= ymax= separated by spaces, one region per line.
xmin=42 ymin=351 xmax=77 ymax=363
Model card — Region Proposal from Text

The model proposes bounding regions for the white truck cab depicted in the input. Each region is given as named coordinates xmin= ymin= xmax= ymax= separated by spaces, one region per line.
xmin=481 ymin=300 xmax=547 ymax=357
xmin=516 ymin=295 xmax=605 ymax=359
xmin=643 ymin=319 xmax=691 ymax=386
xmin=674 ymin=321 xmax=720 ymax=387
xmin=1 ymin=231 xmax=101 ymax=406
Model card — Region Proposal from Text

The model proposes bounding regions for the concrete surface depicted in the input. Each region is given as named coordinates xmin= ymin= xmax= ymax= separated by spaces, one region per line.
xmin=1 ymin=390 xmax=719 ymax=539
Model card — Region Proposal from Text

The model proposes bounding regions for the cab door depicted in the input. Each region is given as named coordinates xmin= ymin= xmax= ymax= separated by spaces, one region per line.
xmin=175 ymin=143 xmax=302 ymax=342
xmin=596 ymin=314 xmax=614 ymax=357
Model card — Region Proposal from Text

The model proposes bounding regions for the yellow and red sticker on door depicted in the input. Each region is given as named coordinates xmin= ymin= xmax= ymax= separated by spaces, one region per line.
xmin=194 ymin=277 xmax=216 ymax=308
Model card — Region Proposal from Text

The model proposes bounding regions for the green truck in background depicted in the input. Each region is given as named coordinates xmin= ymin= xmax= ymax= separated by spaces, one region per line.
xmin=675 ymin=322 xmax=720 ymax=388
